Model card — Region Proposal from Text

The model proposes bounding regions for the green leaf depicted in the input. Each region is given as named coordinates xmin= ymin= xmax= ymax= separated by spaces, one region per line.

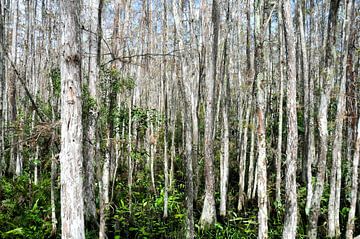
xmin=5 ymin=227 xmax=24 ymax=235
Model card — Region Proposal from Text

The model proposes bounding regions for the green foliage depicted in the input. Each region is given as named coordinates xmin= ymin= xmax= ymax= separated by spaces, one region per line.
xmin=0 ymin=174 xmax=54 ymax=239
xmin=82 ymin=83 xmax=98 ymax=128
xmin=196 ymin=211 xmax=257 ymax=239
xmin=113 ymin=177 xmax=185 ymax=238
xmin=100 ymin=66 xmax=136 ymax=94
xmin=49 ymin=68 xmax=61 ymax=98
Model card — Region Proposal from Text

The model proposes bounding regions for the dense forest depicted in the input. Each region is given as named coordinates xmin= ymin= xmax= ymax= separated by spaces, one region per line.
xmin=0 ymin=0 xmax=360 ymax=238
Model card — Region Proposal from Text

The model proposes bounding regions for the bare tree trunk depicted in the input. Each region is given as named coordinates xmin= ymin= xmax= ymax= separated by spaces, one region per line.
xmin=305 ymin=0 xmax=316 ymax=216
xmin=254 ymin=0 xmax=268 ymax=237
xmin=308 ymin=1 xmax=340 ymax=238
xmin=276 ymin=0 xmax=284 ymax=204
xmin=247 ymin=116 xmax=256 ymax=199
xmin=282 ymin=0 xmax=298 ymax=237
xmin=84 ymin=0 xmax=102 ymax=226
xmin=127 ymin=97 xmax=133 ymax=214
xmin=169 ymin=97 xmax=176 ymax=188
xmin=298 ymin=0 xmax=311 ymax=214
xmin=50 ymin=103 xmax=57 ymax=236
xmin=328 ymin=1 xmax=352 ymax=237
xmin=149 ymin=121 xmax=157 ymax=193
xmin=220 ymin=6 xmax=230 ymax=216
xmin=179 ymin=66 xmax=195 ymax=239
xmin=50 ymin=151 xmax=58 ymax=236
xmin=162 ymin=0 xmax=169 ymax=219
xmin=8 ymin=0 xmax=18 ymax=175
xmin=346 ymin=94 xmax=360 ymax=239
xmin=59 ymin=0 xmax=85 ymax=237
xmin=238 ymin=101 xmax=250 ymax=211
xmin=200 ymin=0 xmax=219 ymax=227
xmin=172 ymin=2 xmax=194 ymax=235
xmin=0 ymin=0 xmax=5 ymax=177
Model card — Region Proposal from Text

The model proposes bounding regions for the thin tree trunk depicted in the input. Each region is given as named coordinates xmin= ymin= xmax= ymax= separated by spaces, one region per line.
xmin=162 ymin=0 xmax=169 ymax=219
xmin=220 ymin=6 xmax=230 ymax=216
xmin=0 ymin=0 xmax=5 ymax=177
xmin=84 ymin=0 xmax=102 ymax=225
xmin=238 ymin=101 xmax=250 ymax=211
xmin=99 ymin=134 xmax=110 ymax=239
xmin=328 ymin=1 xmax=352 ymax=237
xmin=169 ymin=86 xmax=177 ymax=189
xmin=127 ymin=98 xmax=133 ymax=213
xmin=298 ymin=0 xmax=312 ymax=215
xmin=150 ymin=121 xmax=156 ymax=193
xmin=200 ymin=0 xmax=219 ymax=227
xmin=172 ymin=2 xmax=194 ymax=235
xmin=50 ymin=151 xmax=57 ymax=236
xmin=276 ymin=0 xmax=284 ymax=203
xmin=308 ymin=1 xmax=340 ymax=238
xmin=282 ymin=0 xmax=298 ymax=237
xmin=346 ymin=97 xmax=360 ymax=239
xmin=254 ymin=0 xmax=268 ymax=237
xmin=247 ymin=116 xmax=256 ymax=199
xmin=305 ymin=0 xmax=316 ymax=216
xmin=8 ymin=0 xmax=18 ymax=175
xmin=179 ymin=66 xmax=195 ymax=239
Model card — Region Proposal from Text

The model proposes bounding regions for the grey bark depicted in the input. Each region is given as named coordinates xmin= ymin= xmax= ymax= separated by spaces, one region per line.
xmin=282 ymin=0 xmax=298 ymax=237
xmin=346 ymin=92 xmax=360 ymax=239
xmin=254 ymin=0 xmax=268 ymax=237
xmin=327 ymin=0 xmax=353 ymax=237
xmin=305 ymin=0 xmax=316 ymax=216
xmin=0 ymin=0 xmax=5 ymax=177
xmin=307 ymin=1 xmax=340 ymax=238
xmin=172 ymin=1 xmax=195 ymax=236
xmin=59 ymin=0 xmax=85 ymax=237
xmin=220 ymin=6 xmax=230 ymax=216
xmin=200 ymin=0 xmax=219 ymax=227
xmin=276 ymin=0 xmax=284 ymax=204
xmin=84 ymin=0 xmax=102 ymax=225
xmin=8 ymin=0 xmax=18 ymax=175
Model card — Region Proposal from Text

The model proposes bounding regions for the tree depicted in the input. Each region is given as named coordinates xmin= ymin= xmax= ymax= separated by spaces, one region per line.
xmin=276 ymin=0 xmax=284 ymax=204
xmin=307 ymin=1 xmax=341 ymax=238
xmin=220 ymin=0 xmax=230 ymax=217
xmin=282 ymin=0 xmax=298 ymax=237
xmin=254 ymin=0 xmax=268 ymax=237
xmin=0 ymin=0 xmax=5 ymax=177
xmin=59 ymin=0 xmax=85 ymax=238
xmin=199 ymin=0 xmax=219 ymax=227
xmin=7 ymin=0 xmax=18 ymax=176
xmin=346 ymin=89 xmax=360 ymax=239
xmin=327 ymin=0 xmax=353 ymax=237
xmin=84 ymin=0 xmax=103 ymax=226
xmin=172 ymin=1 xmax=195 ymax=236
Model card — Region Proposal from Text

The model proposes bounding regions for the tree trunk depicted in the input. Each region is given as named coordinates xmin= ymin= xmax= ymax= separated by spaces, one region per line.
xmin=346 ymin=95 xmax=360 ymax=239
xmin=8 ymin=0 xmax=18 ymax=176
xmin=84 ymin=0 xmax=102 ymax=225
xmin=200 ymin=0 xmax=219 ymax=227
xmin=305 ymin=0 xmax=316 ymax=216
xmin=308 ymin=1 xmax=340 ymax=238
xmin=59 ymin=0 xmax=85 ymax=237
xmin=162 ymin=0 xmax=169 ymax=219
xmin=328 ymin=0 xmax=352 ymax=237
xmin=172 ymin=2 xmax=195 ymax=236
xmin=179 ymin=66 xmax=195 ymax=239
xmin=254 ymin=0 xmax=268 ymax=238
xmin=220 ymin=8 xmax=230 ymax=216
xmin=247 ymin=116 xmax=256 ymax=199
xmin=276 ymin=0 xmax=284 ymax=204
xmin=282 ymin=0 xmax=298 ymax=237
xmin=0 ymin=0 xmax=5 ymax=177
